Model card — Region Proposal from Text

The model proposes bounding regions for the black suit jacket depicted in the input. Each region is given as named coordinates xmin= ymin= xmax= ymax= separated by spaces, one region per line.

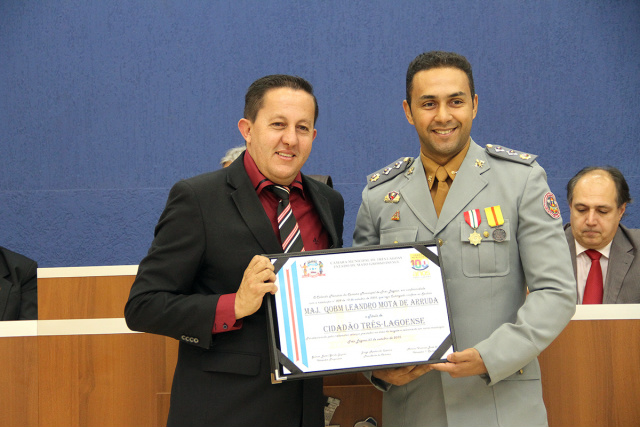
xmin=125 ymin=156 xmax=344 ymax=427
xmin=0 ymin=246 xmax=38 ymax=320
xmin=565 ymin=224 xmax=640 ymax=303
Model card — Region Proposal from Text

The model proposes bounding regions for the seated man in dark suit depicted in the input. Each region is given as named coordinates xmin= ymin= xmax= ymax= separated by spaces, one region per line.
xmin=125 ymin=75 xmax=344 ymax=427
xmin=565 ymin=166 xmax=640 ymax=303
xmin=0 ymin=246 xmax=38 ymax=320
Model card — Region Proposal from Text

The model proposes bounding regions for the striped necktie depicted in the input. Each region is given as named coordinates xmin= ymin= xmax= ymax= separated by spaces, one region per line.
xmin=269 ymin=185 xmax=305 ymax=253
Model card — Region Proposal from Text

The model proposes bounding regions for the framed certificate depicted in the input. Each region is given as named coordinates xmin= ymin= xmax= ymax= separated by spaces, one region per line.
xmin=265 ymin=242 xmax=456 ymax=382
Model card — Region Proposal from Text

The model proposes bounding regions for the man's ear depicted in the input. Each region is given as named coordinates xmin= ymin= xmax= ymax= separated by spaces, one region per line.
xmin=472 ymin=94 xmax=478 ymax=119
xmin=402 ymin=100 xmax=414 ymax=125
xmin=618 ymin=203 xmax=627 ymax=220
xmin=238 ymin=118 xmax=252 ymax=142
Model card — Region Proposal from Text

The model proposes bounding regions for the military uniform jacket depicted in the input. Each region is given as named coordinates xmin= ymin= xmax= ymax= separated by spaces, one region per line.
xmin=353 ymin=140 xmax=576 ymax=427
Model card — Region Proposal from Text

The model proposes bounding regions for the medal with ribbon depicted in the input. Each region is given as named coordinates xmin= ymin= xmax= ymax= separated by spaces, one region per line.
xmin=464 ymin=209 xmax=482 ymax=246
xmin=484 ymin=205 xmax=506 ymax=242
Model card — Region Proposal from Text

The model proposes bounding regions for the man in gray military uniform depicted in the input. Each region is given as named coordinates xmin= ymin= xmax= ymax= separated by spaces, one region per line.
xmin=353 ymin=51 xmax=577 ymax=427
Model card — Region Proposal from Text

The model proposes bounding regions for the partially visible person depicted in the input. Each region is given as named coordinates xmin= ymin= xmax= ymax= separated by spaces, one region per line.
xmin=307 ymin=174 xmax=333 ymax=188
xmin=125 ymin=74 xmax=344 ymax=427
xmin=220 ymin=145 xmax=246 ymax=168
xmin=566 ymin=166 xmax=640 ymax=303
xmin=0 ymin=246 xmax=37 ymax=320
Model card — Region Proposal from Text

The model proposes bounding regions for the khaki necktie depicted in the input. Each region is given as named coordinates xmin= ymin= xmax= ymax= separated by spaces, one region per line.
xmin=433 ymin=167 xmax=449 ymax=217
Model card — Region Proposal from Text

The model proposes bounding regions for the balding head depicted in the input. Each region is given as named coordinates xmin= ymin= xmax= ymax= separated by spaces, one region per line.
xmin=568 ymin=168 xmax=629 ymax=249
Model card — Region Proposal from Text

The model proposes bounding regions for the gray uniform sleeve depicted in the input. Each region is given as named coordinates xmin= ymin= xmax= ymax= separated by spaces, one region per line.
xmin=474 ymin=164 xmax=577 ymax=385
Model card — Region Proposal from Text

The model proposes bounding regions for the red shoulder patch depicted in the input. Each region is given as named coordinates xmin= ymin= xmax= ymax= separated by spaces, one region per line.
xmin=543 ymin=192 xmax=561 ymax=219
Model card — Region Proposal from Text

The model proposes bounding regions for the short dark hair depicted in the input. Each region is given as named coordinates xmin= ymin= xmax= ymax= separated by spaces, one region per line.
xmin=405 ymin=51 xmax=475 ymax=108
xmin=243 ymin=74 xmax=318 ymax=124
xmin=567 ymin=166 xmax=632 ymax=208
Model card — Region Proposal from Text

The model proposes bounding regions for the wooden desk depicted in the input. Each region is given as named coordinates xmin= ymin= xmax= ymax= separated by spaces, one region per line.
xmin=539 ymin=306 xmax=640 ymax=427
xmin=36 ymin=267 xmax=174 ymax=427
xmin=0 ymin=321 xmax=38 ymax=427
xmin=0 ymin=267 xmax=635 ymax=427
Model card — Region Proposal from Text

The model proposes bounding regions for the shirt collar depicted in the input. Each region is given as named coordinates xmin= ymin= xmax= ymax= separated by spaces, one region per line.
xmin=242 ymin=151 xmax=304 ymax=197
xmin=420 ymin=141 xmax=470 ymax=190
xmin=575 ymin=239 xmax=612 ymax=259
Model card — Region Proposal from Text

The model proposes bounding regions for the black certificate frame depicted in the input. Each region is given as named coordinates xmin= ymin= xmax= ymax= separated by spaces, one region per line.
xmin=264 ymin=241 xmax=456 ymax=382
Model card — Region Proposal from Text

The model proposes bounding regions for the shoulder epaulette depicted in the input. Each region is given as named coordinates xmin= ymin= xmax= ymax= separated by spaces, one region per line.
xmin=484 ymin=144 xmax=537 ymax=165
xmin=367 ymin=157 xmax=415 ymax=189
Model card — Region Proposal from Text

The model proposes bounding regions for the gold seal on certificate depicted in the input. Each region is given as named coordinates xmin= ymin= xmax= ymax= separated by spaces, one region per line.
xmin=264 ymin=242 xmax=455 ymax=382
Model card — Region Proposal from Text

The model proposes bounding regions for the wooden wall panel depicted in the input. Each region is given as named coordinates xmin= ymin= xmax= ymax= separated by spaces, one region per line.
xmin=539 ymin=319 xmax=640 ymax=427
xmin=38 ymin=333 xmax=169 ymax=427
xmin=38 ymin=276 xmax=134 ymax=320
xmin=0 ymin=336 xmax=38 ymax=427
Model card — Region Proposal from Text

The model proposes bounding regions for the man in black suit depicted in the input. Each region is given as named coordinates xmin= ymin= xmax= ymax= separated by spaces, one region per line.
xmin=125 ymin=75 xmax=344 ymax=427
xmin=0 ymin=246 xmax=37 ymax=320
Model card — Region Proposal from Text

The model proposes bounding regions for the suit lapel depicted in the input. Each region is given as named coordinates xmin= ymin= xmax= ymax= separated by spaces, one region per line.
xmin=565 ymin=226 xmax=580 ymax=303
xmin=302 ymin=175 xmax=339 ymax=248
xmin=565 ymin=226 xmax=579 ymax=275
xmin=400 ymin=159 xmax=437 ymax=234
xmin=604 ymin=227 xmax=633 ymax=303
xmin=434 ymin=142 xmax=488 ymax=235
xmin=226 ymin=160 xmax=282 ymax=255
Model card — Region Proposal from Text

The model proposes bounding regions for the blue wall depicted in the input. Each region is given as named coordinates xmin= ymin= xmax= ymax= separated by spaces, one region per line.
xmin=2 ymin=1 xmax=639 ymax=267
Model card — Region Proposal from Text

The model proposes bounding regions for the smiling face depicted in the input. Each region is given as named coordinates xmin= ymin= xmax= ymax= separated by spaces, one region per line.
xmin=570 ymin=171 xmax=626 ymax=250
xmin=238 ymin=87 xmax=317 ymax=185
xmin=403 ymin=67 xmax=478 ymax=165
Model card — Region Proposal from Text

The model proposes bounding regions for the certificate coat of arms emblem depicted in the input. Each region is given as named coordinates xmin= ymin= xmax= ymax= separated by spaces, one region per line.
xmin=301 ymin=260 xmax=324 ymax=278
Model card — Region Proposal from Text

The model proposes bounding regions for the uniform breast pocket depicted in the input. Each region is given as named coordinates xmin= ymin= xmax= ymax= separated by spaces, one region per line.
xmin=380 ymin=227 xmax=418 ymax=245
xmin=460 ymin=220 xmax=510 ymax=277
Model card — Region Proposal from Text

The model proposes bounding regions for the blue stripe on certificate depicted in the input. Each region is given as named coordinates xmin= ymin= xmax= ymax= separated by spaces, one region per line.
xmin=291 ymin=262 xmax=308 ymax=367
xmin=278 ymin=268 xmax=293 ymax=359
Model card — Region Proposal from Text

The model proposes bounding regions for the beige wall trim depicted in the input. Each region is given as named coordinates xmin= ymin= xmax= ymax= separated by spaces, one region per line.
xmin=0 ymin=318 xmax=139 ymax=338
xmin=0 ymin=306 xmax=637 ymax=338
xmin=0 ymin=320 xmax=38 ymax=337
xmin=38 ymin=265 xmax=138 ymax=278
xmin=38 ymin=318 xmax=139 ymax=336
xmin=572 ymin=304 xmax=640 ymax=320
